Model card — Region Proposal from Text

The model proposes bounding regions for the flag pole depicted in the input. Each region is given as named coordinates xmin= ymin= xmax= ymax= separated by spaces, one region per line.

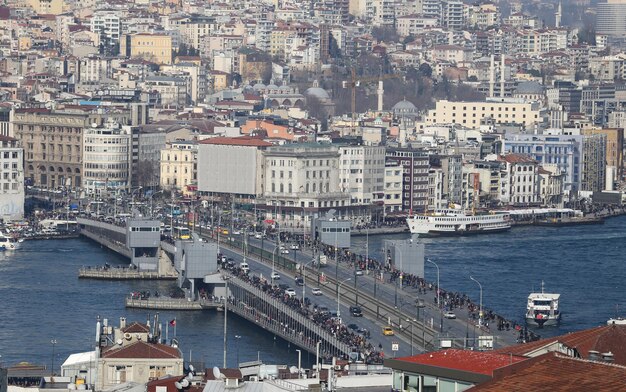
xmin=174 ymin=317 xmax=177 ymax=338
xmin=166 ymin=323 xmax=169 ymax=344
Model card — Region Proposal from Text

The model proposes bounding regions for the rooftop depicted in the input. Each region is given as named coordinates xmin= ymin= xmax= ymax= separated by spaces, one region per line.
xmin=199 ymin=136 xmax=272 ymax=147
xmin=390 ymin=349 xmax=527 ymax=376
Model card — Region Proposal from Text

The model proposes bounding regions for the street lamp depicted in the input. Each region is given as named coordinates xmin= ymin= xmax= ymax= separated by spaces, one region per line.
xmin=302 ymin=259 xmax=315 ymax=300
xmin=295 ymin=349 xmax=302 ymax=378
xmin=222 ymin=276 xmax=231 ymax=368
xmin=337 ymin=278 xmax=352 ymax=318
xmin=272 ymin=244 xmax=280 ymax=283
xmin=150 ymin=190 xmax=164 ymax=218
xmin=234 ymin=335 xmax=242 ymax=367
xmin=50 ymin=339 xmax=57 ymax=376
xmin=470 ymin=275 xmax=483 ymax=327
xmin=426 ymin=259 xmax=442 ymax=333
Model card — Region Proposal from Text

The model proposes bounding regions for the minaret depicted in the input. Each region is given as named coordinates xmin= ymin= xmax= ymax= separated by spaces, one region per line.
xmin=500 ymin=56 xmax=505 ymax=98
xmin=555 ymin=0 xmax=562 ymax=28
xmin=489 ymin=55 xmax=495 ymax=98
xmin=377 ymin=80 xmax=384 ymax=112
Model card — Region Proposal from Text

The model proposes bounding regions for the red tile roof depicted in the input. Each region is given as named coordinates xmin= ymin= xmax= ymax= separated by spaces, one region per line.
xmin=393 ymin=349 xmax=527 ymax=376
xmin=494 ymin=324 xmax=626 ymax=366
xmin=122 ymin=322 xmax=150 ymax=333
xmin=204 ymin=368 xmax=242 ymax=380
xmin=199 ymin=136 xmax=272 ymax=147
xmin=468 ymin=353 xmax=626 ymax=391
xmin=499 ymin=153 xmax=537 ymax=164
xmin=102 ymin=340 xmax=181 ymax=359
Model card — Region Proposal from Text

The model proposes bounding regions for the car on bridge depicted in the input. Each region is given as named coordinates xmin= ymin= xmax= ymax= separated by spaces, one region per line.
xmin=285 ymin=288 xmax=297 ymax=297
xmin=311 ymin=287 xmax=322 ymax=296
xmin=271 ymin=271 xmax=280 ymax=280
xmin=382 ymin=326 xmax=394 ymax=336
xmin=290 ymin=243 xmax=299 ymax=250
xmin=349 ymin=306 xmax=362 ymax=317
xmin=295 ymin=277 xmax=304 ymax=286
xmin=444 ymin=311 xmax=457 ymax=319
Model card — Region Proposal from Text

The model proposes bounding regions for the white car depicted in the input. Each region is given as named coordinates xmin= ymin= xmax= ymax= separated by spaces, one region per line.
xmin=233 ymin=230 xmax=241 ymax=235
xmin=311 ymin=287 xmax=323 ymax=296
xmin=281 ymin=249 xmax=290 ymax=254
xmin=285 ymin=288 xmax=297 ymax=297
xmin=254 ymin=233 xmax=263 ymax=239
xmin=444 ymin=311 xmax=457 ymax=319
xmin=271 ymin=271 xmax=281 ymax=280
xmin=290 ymin=244 xmax=299 ymax=250
xmin=355 ymin=269 xmax=364 ymax=276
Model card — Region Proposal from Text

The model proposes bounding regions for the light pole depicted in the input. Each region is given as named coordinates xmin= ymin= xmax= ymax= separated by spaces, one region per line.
xmin=150 ymin=190 xmax=163 ymax=218
xmin=272 ymin=244 xmax=280 ymax=283
xmin=295 ymin=349 xmax=302 ymax=378
xmin=337 ymin=277 xmax=351 ymax=318
xmin=302 ymin=259 xmax=315 ymax=300
xmin=222 ymin=276 xmax=230 ymax=368
xmin=50 ymin=339 xmax=57 ymax=376
xmin=470 ymin=275 xmax=483 ymax=327
xmin=427 ymin=259 xmax=442 ymax=333
xmin=235 ymin=335 xmax=241 ymax=367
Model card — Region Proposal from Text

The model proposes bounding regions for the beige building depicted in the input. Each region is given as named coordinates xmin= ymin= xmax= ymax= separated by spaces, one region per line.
xmin=425 ymin=99 xmax=542 ymax=130
xmin=120 ymin=33 xmax=173 ymax=65
xmin=96 ymin=320 xmax=183 ymax=391
xmin=12 ymin=107 xmax=131 ymax=189
xmin=27 ymin=0 xmax=65 ymax=14
xmin=160 ymin=140 xmax=197 ymax=194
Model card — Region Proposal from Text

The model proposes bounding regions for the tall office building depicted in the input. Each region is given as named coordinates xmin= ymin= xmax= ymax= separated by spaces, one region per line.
xmin=597 ymin=0 xmax=626 ymax=37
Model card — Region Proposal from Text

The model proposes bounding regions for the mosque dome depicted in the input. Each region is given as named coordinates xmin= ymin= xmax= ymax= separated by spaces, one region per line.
xmin=392 ymin=99 xmax=417 ymax=115
xmin=304 ymin=87 xmax=330 ymax=100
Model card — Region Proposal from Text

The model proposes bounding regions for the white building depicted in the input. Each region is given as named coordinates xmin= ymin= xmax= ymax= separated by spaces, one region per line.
xmin=384 ymin=161 xmax=403 ymax=215
xmin=197 ymin=136 xmax=271 ymax=199
xmin=262 ymin=143 xmax=351 ymax=226
xmin=498 ymin=153 xmax=540 ymax=205
xmin=83 ymin=122 xmax=131 ymax=194
xmin=338 ymin=145 xmax=386 ymax=206
xmin=0 ymin=136 xmax=24 ymax=221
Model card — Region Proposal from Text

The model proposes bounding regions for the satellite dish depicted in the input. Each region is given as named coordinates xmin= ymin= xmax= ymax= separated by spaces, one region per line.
xmin=188 ymin=364 xmax=194 ymax=372
xmin=212 ymin=367 xmax=222 ymax=379
xmin=186 ymin=372 xmax=194 ymax=381
xmin=174 ymin=382 xmax=182 ymax=390
xmin=180 ymin=379 xmax=190 ymax=388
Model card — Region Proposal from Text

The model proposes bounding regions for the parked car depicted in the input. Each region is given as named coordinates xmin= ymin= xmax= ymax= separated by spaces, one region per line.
xmin=254 ymin=233 xmax=263 ymax=239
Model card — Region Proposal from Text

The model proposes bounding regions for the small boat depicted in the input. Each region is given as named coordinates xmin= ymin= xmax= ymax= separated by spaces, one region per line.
xmin=526 ymin=281 xmax=561 ymax=327
xmin=406 ymin=208 xmax=511 ymax=236
xmin=607 ymin=318 xmax=626 ymax=325
xmin=0 ymin=231 xmax=21 ymax=251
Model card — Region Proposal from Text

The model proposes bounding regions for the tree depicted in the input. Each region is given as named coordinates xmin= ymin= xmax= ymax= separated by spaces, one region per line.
xmin=134 ymin=160 xmax=157 ymax=188
xmin=371 ymin=26 xmax=400 ymax=43
xmin=419 ymin=63 xmax=433 ymax=78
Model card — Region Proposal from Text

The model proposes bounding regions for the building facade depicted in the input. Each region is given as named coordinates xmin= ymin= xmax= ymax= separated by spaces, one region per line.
xmin=82 ymin=122 xmax=131 ymax=194
xmin=0 ymin=136 xmax=24 ymax=221
xmin=160 ymin=141 xmax=197 ymax=194
xmin=385 ymin=148 xmax=430 ymax=213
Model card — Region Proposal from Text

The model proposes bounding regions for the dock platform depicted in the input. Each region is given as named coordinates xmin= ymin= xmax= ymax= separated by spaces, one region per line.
xmin=125 ymin=296 xmax=222 ymax=310
xmin=79 ymin=267 xmax=178 ymax=280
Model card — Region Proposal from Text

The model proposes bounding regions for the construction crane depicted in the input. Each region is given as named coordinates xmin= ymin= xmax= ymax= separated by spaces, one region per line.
xmin=342 ymin=67 xmax=401 ymax=130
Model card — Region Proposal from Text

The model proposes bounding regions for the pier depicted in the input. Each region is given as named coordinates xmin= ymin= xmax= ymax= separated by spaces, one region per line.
xmin=125 ymin=296 xmax=222 ymax=310
xmin=79 ymin=267 xmax=177 ymax=280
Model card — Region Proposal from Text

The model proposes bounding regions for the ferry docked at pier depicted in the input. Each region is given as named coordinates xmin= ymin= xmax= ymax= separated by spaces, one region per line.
xmin=406 ymin=209 xmax=511 ymax=236
xmin=526 ymin=282 xmax=561 ymax=327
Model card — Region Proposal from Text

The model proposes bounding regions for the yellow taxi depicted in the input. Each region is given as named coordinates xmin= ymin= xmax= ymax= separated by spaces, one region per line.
xmin=382 ymin=326 xmax=394 ymax=336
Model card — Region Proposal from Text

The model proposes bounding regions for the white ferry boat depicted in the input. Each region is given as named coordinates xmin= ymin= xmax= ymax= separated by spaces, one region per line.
xmin=406 ymin=209 xmax=511 ymax=236
xmin=526 ymin=282 xmax=561 ymax=327
xmin=0 ymin=232 xmax=21 ymax=251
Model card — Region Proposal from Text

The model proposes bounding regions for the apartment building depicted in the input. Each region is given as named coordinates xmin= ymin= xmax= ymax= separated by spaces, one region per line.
xmin=160 ymin=141 xmax=197 ymax=194
xmin=120 ymin=33 xmax=173 ymax=65
xmin=384 ymin=161 xmax=403 ymax=215
xmin=338 ymin=144 xmax=386 ymax=206
xmin=499 ymin=153 xmax=540 ymax=205
xmin=385 ymin=148 xmax=430 ymax=213
xmin=0 ymin=135 xmax=24 ymax=221
xmin=82 ymin=122 xmax=131 ymax=194
xmin=425 ymin=99 xmax=542 ymax=130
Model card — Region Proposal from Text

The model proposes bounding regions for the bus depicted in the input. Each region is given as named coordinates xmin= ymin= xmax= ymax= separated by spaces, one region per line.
xmin=167 ymin=204 xmax=182 ymax=217
xmin=173 ymin=226 xmax=191 ymax=240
